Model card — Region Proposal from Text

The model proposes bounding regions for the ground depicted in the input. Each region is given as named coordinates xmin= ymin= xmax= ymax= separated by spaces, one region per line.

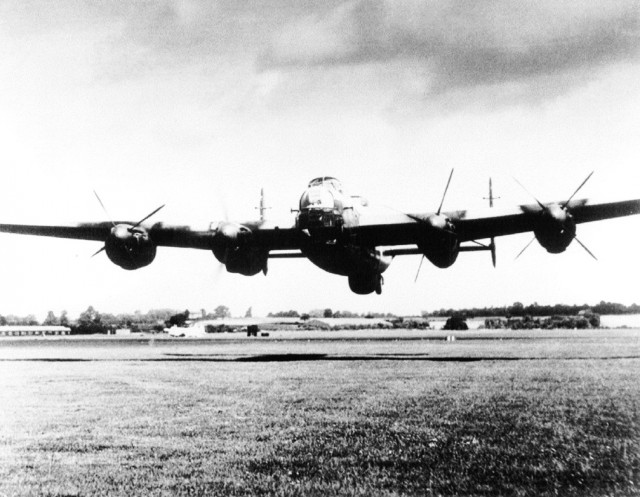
xmin=0 ymin=329 xmax=638 ymax=496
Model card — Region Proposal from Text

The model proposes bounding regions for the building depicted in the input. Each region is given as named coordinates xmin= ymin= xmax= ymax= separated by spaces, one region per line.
xmin=0 ymin=326 xmax=71 ymax=337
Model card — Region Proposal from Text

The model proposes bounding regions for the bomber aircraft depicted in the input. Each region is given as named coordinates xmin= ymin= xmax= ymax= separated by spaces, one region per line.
xmin=0 ymin=171 xmax=639 ymax=295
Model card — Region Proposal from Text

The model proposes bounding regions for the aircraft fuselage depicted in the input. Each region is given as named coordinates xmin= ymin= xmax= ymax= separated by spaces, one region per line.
xmin=295 ymin=177 xmax=390 ymax=290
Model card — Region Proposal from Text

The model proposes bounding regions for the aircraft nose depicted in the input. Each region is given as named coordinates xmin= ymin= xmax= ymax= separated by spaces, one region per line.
xmin=300 ymin=186 xmax=335 ymax=210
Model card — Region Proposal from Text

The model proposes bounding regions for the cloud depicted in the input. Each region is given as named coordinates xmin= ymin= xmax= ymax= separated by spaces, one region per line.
xmin=4 ymin=0 xmax=638 ymax=110
xmin=261 ymin=0 xmax=640 ymax=97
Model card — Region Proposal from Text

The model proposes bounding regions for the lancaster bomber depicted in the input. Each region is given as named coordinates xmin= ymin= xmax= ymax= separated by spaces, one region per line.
xmin=0 ymin=172 xmax=639 ymax=295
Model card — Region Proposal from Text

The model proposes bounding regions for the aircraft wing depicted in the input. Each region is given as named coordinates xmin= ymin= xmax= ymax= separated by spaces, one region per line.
xmin=0 ymin=221 xmax=304 ymax=251
xmin=348 ymin=198 xmax=640 ymax=247
xmin=449 ymin=198 xmax=640 ymax=242
xmin=0 ymin=222 xmax=210 ymax=248
xmin=0 ymin=223 xmax=112 ymax=242
xmin=1 ymin=198 xmax=638 ymax=252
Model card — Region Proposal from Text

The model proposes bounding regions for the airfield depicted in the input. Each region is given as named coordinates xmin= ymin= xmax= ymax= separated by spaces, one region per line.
xmin=0 ymin=328 xmax=638 ymax=496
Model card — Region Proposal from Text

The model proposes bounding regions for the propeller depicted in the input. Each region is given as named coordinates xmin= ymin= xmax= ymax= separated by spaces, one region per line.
xmin=514 ymin=236 xmax=536 ymax=260
xmin=129 ymin=204 xmax=165 ymax=232
xmin=91 ymin=245 xmax=106 ymax=258
xmin=574 ymin=236 xmax=598 ymax=261
xmin=415 ymin=169 xmax=454 ymax=282
xmin=211 ymin=196 xmax=232 ymax=277
xmin=93 ymin=190 xmax=116 ymax=228
xmin=91 ymin=191 xmax=165 ymax=258
xmin=512 ymin=177 xmax=546 ymax=210
xmin=562 ymin=171 xmax=594 ymax=209
xmin=414 ymin=255 xmax=425 ymax=283
xmin=513 ymin=171 xmax=597 ymax=260
xmin=436 ymin=168 xmax=455 ymax=216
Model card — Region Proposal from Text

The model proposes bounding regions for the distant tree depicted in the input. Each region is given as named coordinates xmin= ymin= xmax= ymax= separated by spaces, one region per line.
xmin=167 ymin=309 xmax=190 ymax=327
xmin=334 ymin=310 xmax=358 ymax=318
xmin=268 ymin=310 xmax=300 ymax=318
xmin=508 ymin=302 xmax=525 ymax=317
xmin=78 ymin=306 xmax=99 ymax=324
xmin=59 ymin=310 xmax=69 ymax=327
xmin=213 ymin=305 xmax=231 ymax=319
xmin=19 ymin=315 xmax=39 ymax=326
xmin=99 ymin=313 xmax=120 ymax=327
xmin=76 ymin=306 xmax=107 ymax=334
xmin=323 ymin=308 xmax=333 ymax=318
xmin=42 ymin=311 xmax=59 ymax=326
xmin=0 ymin=315 xmax=6 ymax=325
xmin=443 ymin=314 xmax=468 ymax=331
xmin=300 ymin=313 xmax=310 ymax=321
xmin=363 ymin=312 xmax=397 ymax=319
xmin=147 ymin=309 xmax=179 ymax=322
xmin=245 ymin=306 xmax=253 ymax=318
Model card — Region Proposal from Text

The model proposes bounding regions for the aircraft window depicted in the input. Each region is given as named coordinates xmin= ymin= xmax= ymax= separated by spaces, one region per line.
xmin=308 ymin=177 xmax=343 ymax=192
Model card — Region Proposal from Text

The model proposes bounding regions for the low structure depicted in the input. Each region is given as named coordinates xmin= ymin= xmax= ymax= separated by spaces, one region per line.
xmin=0 ymin=326 xmax=71 ymax=337
xmin=305 ymin=318 xmax=393 ymax=330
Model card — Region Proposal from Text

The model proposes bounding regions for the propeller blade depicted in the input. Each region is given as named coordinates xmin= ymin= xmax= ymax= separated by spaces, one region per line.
xmin=93 ymin=190 xmax=116 ymax=228
xmin=216 ymin=192 xmax=230 ymax=222
xmin=414 ymin=255 xmax=425 ymax=283
xmin=574 ymin=236 xmax=598 ymax=261
xmin=562 ymin=171 xmax=594 ymax=209
xmin=436 ymin=169 xmax=454 ymax=215
xmin=91 ymin=246 xmax=106 ymax=258
xmin=515 ymin=236 xmax=536 ymax=260
xmin=212 ymin=259 xmax=226 ymax=282
xmin=130 ymin=204 xmax=165 ymax=230
xmin=512 ymin=177 xmax=546 ymax=211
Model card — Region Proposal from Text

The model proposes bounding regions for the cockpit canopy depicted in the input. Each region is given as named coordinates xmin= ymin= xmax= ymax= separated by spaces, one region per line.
xmin=307 ymin=177 xmax=343 ymax=192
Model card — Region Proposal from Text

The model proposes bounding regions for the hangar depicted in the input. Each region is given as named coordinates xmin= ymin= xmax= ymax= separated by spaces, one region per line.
xmin=0 ymin=326 xmax=71 ymax=337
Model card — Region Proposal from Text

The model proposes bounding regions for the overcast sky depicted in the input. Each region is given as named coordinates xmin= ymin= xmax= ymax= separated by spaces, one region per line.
xmin=1 ymin=0 xmax=639 ymax=319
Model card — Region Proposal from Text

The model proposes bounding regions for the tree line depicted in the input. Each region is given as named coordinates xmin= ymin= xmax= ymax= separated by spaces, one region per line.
xmin=0 ymin=305 xmax=237 ymax=334
xmin=267 ymin=309 xmax=399 ymax=319
xmin=423 ymin=301 xmax=640 ymax=318
xmin=2 ymin=300 xmax=638 ymax=334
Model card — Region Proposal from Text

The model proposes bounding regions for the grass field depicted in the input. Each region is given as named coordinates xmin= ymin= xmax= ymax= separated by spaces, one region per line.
xmin=0 ymin=330 xmax=638 ymax=496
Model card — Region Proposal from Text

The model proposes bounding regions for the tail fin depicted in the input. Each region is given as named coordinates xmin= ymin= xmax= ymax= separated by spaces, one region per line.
xmin=484 ymin=178 xmax=499 ymax=267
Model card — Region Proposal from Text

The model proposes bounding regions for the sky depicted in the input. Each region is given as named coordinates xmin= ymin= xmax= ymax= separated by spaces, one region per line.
xmin=0 ymin=0 xmax=639 ymax=320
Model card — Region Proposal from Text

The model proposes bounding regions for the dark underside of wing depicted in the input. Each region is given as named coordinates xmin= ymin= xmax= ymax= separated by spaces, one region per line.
xmin=0 ymin=223 xmax=111 ymax=242
xmin=345 ymin=198 xmax=640 ymax=247
xmin=452 ymin=199 xmax=640 ymax=242
xmin=0 ymin=222 xmax=215 ymax=249
xmin=0 ymin=221 xmax=306 ymax=252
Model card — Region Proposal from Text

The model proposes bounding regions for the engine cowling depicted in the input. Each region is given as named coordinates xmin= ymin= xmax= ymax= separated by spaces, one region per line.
xmin=417 ymin=214 xmax=460 ymax=268
xmin=533 ymin=204 xmax=576 ymax=253
xmin=348 ymin=271 xmax=383 ymax=295
xmin=211 ymin=221 xmax=268 ymax=276
xmin=105 ymin=224 xmax=157 ymax=270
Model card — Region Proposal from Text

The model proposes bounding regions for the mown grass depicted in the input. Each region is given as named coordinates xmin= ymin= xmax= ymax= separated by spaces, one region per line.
xmin=0 ymin=334 xmax=638 ymax=496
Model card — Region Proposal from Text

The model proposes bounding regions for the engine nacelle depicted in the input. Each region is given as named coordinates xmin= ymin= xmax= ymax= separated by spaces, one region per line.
xmin=348 ymin=271 xmax=383 ymax=295
xmin=534 ymin=204 xmax=576 ymax=253
xmin=417 ymin=214 xmax=460 ymax=268
xmin=211 ymin=222 xmax=268 ymax=276
xmin=105 ymin=224 xmax=157 ymax=270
